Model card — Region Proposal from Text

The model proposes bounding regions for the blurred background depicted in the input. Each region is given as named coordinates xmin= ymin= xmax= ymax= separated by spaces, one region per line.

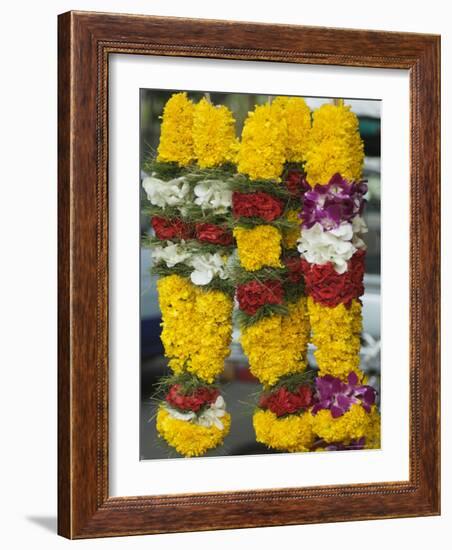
xmin=139 ymin=90 xmax=381 ymax=460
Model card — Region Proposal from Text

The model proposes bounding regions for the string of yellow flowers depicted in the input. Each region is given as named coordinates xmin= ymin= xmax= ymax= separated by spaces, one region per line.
xmin=304 ymin=102 xmax=364 ymax=186
xmin=192 ymin=97 xmax=239 ymax=168
xmin=307 ymin=297 xmax=362 ymax=380
xmin=311 ymin=405 xmax=380 ymax=448
xmin=241 ymin=297 xmax=310 ymax=386
xmin=234 ymin=97 xmax=314 ymax=452
xmin=149 ymin=93 xmax=238 ymax=456
xmin=157 ymin=275 xmax=233 ymax=383
xmin=157 ymin=92 xmax=195 ymax=166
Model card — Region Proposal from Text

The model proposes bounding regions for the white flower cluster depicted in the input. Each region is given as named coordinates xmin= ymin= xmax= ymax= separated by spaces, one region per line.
xmin=193 ymin=180 xmax=232 ymax=212
xmin=297 ymin=216 xmax=368 ymax=274
xmin=142 ymin=175 xmax=190 ymax=210
xmin=164 ymin=395 xmax=227 ymax=430
xmin=152 ymin=242 xmax=230 ymax=286
xmin=142 ymin=175 xmax=232 ymax=214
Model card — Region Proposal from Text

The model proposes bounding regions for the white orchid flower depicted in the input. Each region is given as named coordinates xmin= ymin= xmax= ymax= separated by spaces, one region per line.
xmin=152 ymin=242 xmax=191 ymax=268
xmin=196 ymin=396 xmax=226 ymax=430
xmin=188 ymin=253 xmax=228 ymax=286
xmin=193 ymin=180 xmax=232 ymax=211
xmin=142 ymin=175 xmax=191 ymax=209
xmin=297 ymin=218 xmax=367 ymax=274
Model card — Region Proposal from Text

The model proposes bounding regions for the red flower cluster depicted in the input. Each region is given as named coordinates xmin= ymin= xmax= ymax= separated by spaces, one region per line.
xmin=259 ymin=385 xmax=313 ymax=417
xmin=165 ymin=384 xmax=219 ymax=413
xmin=232 ymin=191 xmax=284 ymax=222
xmin=236 ymin=279 xmax=284 ymax=315
xmin=284 ymin=256 xmax=304 ymax=284
xmin=301 ymin=249 xmax=366 ymax=308
xmin=151 ymin=216 xmax=193 ymax=240
xmin=284 ymin=169 xmax=310 ymax=198
xmin=195 ymin=222 xmax=233 ymax=246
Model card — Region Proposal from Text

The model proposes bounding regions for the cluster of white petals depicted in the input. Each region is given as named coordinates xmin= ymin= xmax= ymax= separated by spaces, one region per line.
xmin=152 ymin=242 xmax=229 ymax=286
xmin=152 ymin=242 xmax=191 ymax=268
xmin=193 ymin=180 xmax=232 ymax=212
xmin=164 ymin=396 xmax=227 ymax=430
xmin=142 ymin=175 xmax=191 ymax=209
xmin=297 ymin=216 xmax=367 ymax=274
xmin=188 ymin=252 xmax=228 ymax=285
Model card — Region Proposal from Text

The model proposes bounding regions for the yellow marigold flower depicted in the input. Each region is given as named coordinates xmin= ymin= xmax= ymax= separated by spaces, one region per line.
xmin=272 ymin=96 xmax=311 ymax=162
xmin=156 ymin=407 xmax=231 ymax=457
xmin=241 ymin=297 xmax=310 ymax=386
xmin=283 ymin=208 xmax=301 ymax=249
xmin=364 ymin=408 xmax=381 ymax=449
xmin=233 ymin=225 xmax=283 ymax=271
xmin=307 ymin=297 xmax=363 ymax=380
xmin=157 ymin=275 xmax=233 ymax=383
xmin=312 ymin=405 xmax=380 ymax=445
xmin=253 ymin=409 xmax=315 ymax=452
xmin=304 ymin=103 xmax=364 ymax=185
xmin=157 ymin=92 xmax=195 ymax=166
xmin=192 ymin=98 xmax=239 ymax=168
xmin=237 ymin=102 xmax=287 ymax=181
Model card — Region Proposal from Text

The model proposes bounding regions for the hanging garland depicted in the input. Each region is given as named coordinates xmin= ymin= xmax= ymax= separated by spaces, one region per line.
xmin=143 ymin=92 xmax=237 ymax=456
xmin=297 ymin=102 xmax=381 ymax=450
xmin=230 ymin=97 xmax=316 ymax=452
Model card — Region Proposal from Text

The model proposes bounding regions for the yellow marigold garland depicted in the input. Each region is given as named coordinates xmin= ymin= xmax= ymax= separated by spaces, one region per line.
xmin=237 ymin=101 xmax=287 ymax=181
xmin=304 ymin=103 xmax=364 ymax=185
xmin=193 ymin=98 xmax=239 ymax=168
xmin=241 ymin=297 xmax=310 ymax=387
xmin=157 ymin=92 xmax=195 ymax=166
xmin=312 ymin=405 xmax=380 ymax=445
xmin=272 ymin=96 xmax=312 ymax=163
xmin=233 ymin=225 xmax=283 ymax=271
xmin=307 ymin=297 xmax=362 ymax=380
xmin=253 ymin=409 xmax=315 ymax=452
xmin=156 ymin=407 xmax=231 ymax=457
xmin=157 ymin=275 xmax=233 ymax=383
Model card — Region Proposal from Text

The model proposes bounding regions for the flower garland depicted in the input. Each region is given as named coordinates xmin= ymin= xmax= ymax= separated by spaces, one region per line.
xmin=143 ymin=93 xmax=238 ymax=456
xmin=230 ymin=97 xmax=316 ymax=451
xmin=296 ymin=101 xmax=380 ymax=451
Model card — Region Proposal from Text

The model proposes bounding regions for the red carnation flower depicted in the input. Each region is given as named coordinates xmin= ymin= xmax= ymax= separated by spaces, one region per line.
xmin=165 ymin=384 xmax=219 ymax=413
xmin=301 ymin=249 xmax=366 ymax=307
xmin=259 ymin=385 xmax=312 ymax=417
xmin=232 ymin=191 xmax=284 ymax=222
xmin=195 ymin=223 xmax=233 ymax=246
xmin=236 ymin=279 xmax=284 ymax=316
xmin=151 ymin=216 xmax=193 ymax=240
xmin=284 ymin=257 xmax=304 ymax=284
xmin=284 ymin=169 xmax=310 ymax=198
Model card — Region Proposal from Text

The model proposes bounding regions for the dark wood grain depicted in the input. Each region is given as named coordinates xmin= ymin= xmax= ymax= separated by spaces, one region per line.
xmin=57 ymin=10 xmax=440 ymax=538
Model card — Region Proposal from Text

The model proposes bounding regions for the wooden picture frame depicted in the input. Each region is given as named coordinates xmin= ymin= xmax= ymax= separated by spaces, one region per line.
xmin=58 ymin=10 xmax=440 ymax=538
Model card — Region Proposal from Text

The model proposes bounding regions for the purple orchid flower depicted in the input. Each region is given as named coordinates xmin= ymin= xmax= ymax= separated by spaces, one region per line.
xmin=311 ymin=372 xmax=376 ymax=418
xmin=300 ymin=173 xmax=368 ymax=230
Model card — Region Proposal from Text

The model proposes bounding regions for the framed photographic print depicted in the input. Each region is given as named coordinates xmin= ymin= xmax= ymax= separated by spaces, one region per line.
xmin=58 ymin=11 xmax=440 ymax=538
